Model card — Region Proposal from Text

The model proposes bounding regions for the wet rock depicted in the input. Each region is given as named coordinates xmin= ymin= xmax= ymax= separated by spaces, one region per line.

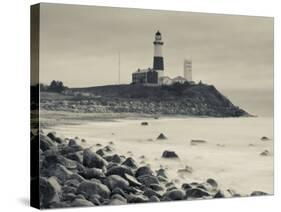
xmin=43 ymin=152 xmax=77 ymax=170
xmin=162 ymin=151 xmax=179 ymax=158
xmin=157 ymin=133 xmax=167 ymax=140
xmin=260 ymin=150 xmax=270 ymax=156
xmin=156 ymin=168 xmax=168 ymax=178
xmin=136 ymin=166 xmax=154 ymax=177
xmin=181 ymin=183 xmax=192 ymax=191
xmin=143 ymin=188 xmax=162 ymax=198
xmin=96 ymin=149 xmax=105 ymax=156
xmin=68 ymin=139 xmax=78 ymax=147
xmin=65 ymin=152 xmax=83 ymax=164
xmin=137 ymin=174 xmax=160 ymax=187
xmin=150 ymin=184 xmax=164 ymax=191
xmin=206 ymin=178 xmax=218 ymax=190
xmin=141 ymin=122 xmax=149 ymax=126
xmin=109 ymin=198 xmax=127 ymax=205
xmin=42 ymin=164 xmax=73 ymax=183
xmin=126 ymin=193 xmax=148 ymax=203
xmin=89 ymin=194 xmax=101 ymax=205
xmin=80 ymin=167 xmax=105 ymax=180
xmin=186 ymin=188 xmax=210 ymax=198
xmin=111 ymin=187 xmax=126 ymax=197
xmin=122 ymin=157 xmax=138 ymax=169
xmin=103 ymin=145 xmax=114 ymax=152
xmin=71 ymin=198 xmax=94 ymax=207
xmin=40 ymin=134 xmax=57 ymax=152
xmin=47 ymin=132 xmax=57 ymax=141
xmin=158 ymin=176 xmax=168 ymax=182
xmin=104 ymin=154 xmax=122 ymax=163
xmin=104 ymin=175 xmax=129 ymax=191
xmin=77 ymin=180 xmax=111 ymax=199
xmin=149 ymin=195 xmax=160 ymax=202
xmin=83 ymin=148 xmax=108 ymax=169
xmin=250 ymin=191 xmax=268 ymax=196
xmin=39 ymin=177 xmax=61 ymax=208
xmin=106 ymin=165 xmax=134 ymax=178
xmin=214 ymin=190 xmax=225 ymax=198
xmin=190 ymin=139 xmax=207 ymax=145
xmin=177 ymin=166 xmax=193 ymax=174
xmin=261 ymin=136 xmax=270 ymax=141
xmin=124 ymin=173 xmax=142 ymax=187
xmin=163 ymin=189 xmax=185 ymax=200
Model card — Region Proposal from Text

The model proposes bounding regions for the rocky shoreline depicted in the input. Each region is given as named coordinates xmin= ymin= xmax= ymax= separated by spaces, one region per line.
xmin=32 ymin=130 xmax=267 ymax=209
xmin=40 ymin=83 xmax=250 ymax=117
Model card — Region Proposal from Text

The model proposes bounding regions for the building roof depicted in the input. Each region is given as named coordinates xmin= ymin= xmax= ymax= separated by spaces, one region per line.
xmin=156 ymin=30 xmax=161 ymax=36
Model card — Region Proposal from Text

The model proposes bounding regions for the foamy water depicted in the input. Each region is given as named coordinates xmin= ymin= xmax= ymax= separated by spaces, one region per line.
xmin=44 ymin=115 xmax=274 ymax=195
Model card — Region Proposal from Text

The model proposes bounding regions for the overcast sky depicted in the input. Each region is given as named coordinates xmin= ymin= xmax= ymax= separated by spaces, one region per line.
xmin=39 ymin=3 xmax=273 ymax=116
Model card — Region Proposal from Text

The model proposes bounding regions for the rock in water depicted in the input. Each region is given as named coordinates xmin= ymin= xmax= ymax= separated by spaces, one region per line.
xmin=251 ymin=191 xmax=268 ymax=196
xmin=157 ymin=133 xmax=167 ymax=140
xmin=77 ymin=181 xmax=111 ymax=199
xmin=137 ymin=174 xmax=160 ymax=186
xmin=261 ymin=136 xmax=270 ymax=141
xmin=122 ymin=157 xmax=138 ymax=169
xmin=83 ymin=148 xmax=108 ymax=169
xmin=162 ymin=151 xmax=179 ymax=158
xmin=190 ymin=139 xmax=207 ymax=145
xmin=106 ymin=165 xmax=134 ymax=178
xmin=186 ymin=188 xmax=210 ymax=198
xmin=163 ymin=189 xmax=186 ymax=200
xmin=141 ymin=122 xmax=149 ymax=126
xmin=135 ymin=166 xmax=154 ymax=177
xmin=260 ymin=150 xmax=270 ymax=156
xmin=104 ymin=175 xmax=129 ymax=191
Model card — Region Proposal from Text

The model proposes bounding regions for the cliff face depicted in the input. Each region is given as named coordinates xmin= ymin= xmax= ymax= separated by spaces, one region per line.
xmin=40 ymin=84 xmax=249 ymax=117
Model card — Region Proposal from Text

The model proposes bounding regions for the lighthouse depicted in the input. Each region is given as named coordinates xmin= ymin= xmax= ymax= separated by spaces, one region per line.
xmin=153 ymin=31 xmax=164 ymax=78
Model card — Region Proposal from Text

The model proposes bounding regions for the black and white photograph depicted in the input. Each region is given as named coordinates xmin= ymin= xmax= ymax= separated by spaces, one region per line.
xmin=29 ymin=2 xmax=273 ymax=210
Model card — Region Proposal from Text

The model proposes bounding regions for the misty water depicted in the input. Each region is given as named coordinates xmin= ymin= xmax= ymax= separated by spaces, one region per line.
xmin=43 ymin=113 xmax=273 ymax=195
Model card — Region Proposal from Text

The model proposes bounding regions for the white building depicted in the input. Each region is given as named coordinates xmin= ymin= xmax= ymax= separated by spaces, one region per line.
xmin=172 ymin=76 xmax=187 ymax=84
xmin=159 ymin=76 xmax=173 ymax=85
xmin=184 ymin=59 xmax=192 ymax=81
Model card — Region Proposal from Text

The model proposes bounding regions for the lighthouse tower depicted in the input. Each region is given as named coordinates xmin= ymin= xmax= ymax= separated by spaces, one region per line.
xmin=153 ymin=31 xmax=164 ymax=78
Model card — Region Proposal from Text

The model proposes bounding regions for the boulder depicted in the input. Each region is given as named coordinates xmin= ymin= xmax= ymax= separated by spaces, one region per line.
xmin=149 ymin=195 xmax=160 ymax=202
xmin=68 ymin=139 xmax=78 ymax=147
xmin=71 ymin=198 xmax=94 ymax=207
xmin=214 ymin=190 xmax=225 ymax=198
xmin=122 ymin=157 xmax=138 ymax=169
xmin=124 ymin=173 xmax=142 ymax=187
xmin=41 ymin=164 xmax=73 ymax=183
xmin=156 ymin=168 xmax=168 ymax=179
xmin=80 ymin=167 xmax=105 ymax=180
xmin=77 ymin=180 xmax=111 ymax=199
xmin=104 ymin=175 xmax=129 ymax=191
xmin=43 ymin=152 xmax=77 ymax=170
xmin=40 ymin=134 xmax=57 ymax=152
xmin=163 ymin=189 xmax=185 ymax=200
xmin=65 ymin=152 xmax=83 ymax=164
xmin=186 ymin=188 xmax=210 ymax=198
xmin=157 ymin=133 xmax=167 ymax=140
xmin=143 ymin=188 xmax=162 ymax=198
xmin=83 ymin=148 xmax=108 ymax=169
xmin=135 ymin=166 xmax=154 ymax=177
xmin=181 ymin=183 xmax=192 ymax=191
xmin=103 ymin=145 xmax=114 ymax=152
xmin=104 ymin=154 xmax=122 ymax=163
xmin=96 ymin=149 xmax=105 ymax=156
xmin=39 ymin=177 xmax=61 ymax=208
xmin=47 ymin=132 xmax=57 ymax=141
xmin=106 ymin=165 xmax=134 ymax=178
xmin=150 ymin=183 xmax=164 ymax=191
xmin=126 ymin=193 xmax=148 ymax=203
xmin=141 ymin=122 xmax=149 ymax=126
xmin=108 ymin=198 xmax=127 ymax=205
xmin=137 ymin=174 xmax=160 ymax=187
xmin=260 ymin=150 xmax=270 ymax=156
xmin=261 ymin=136 xmax=270 ymax=141
xmin=250 ymin=191 xmax=268 ymax=196
xmin=206 ymin=178 xmax=218 ymax=190
xmin=162 ymin=151 xmax=179 ymax=158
